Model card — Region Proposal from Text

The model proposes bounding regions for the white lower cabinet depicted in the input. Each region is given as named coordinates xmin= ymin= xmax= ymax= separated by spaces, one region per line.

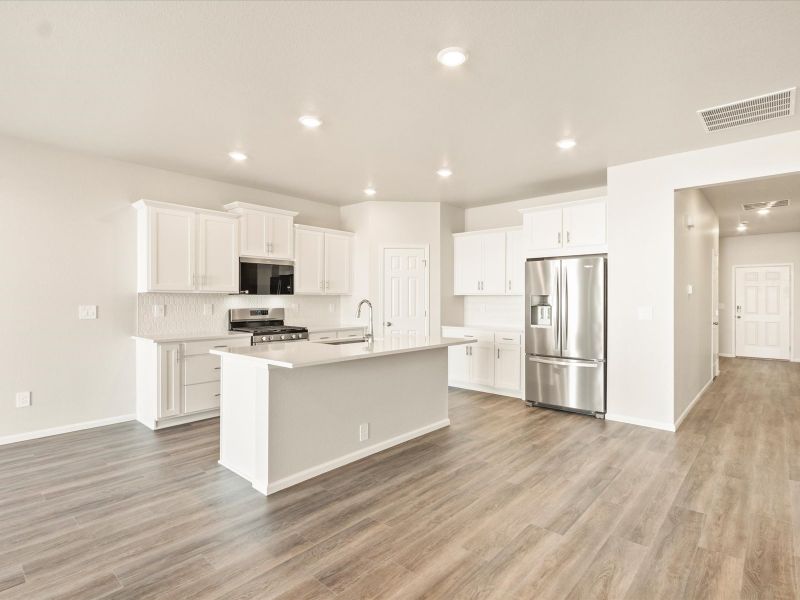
xmin=308 ymin=328 xmax=365 ymax=342
xmin=135 ymin=335 xmax=252 ymax=429
xmin=442 ymin=327 xmax=523 ymax=398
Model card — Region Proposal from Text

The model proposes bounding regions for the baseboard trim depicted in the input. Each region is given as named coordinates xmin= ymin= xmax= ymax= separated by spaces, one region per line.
xmin=448 ymin=381 xmax=522 ymax=399
xmin=264 ymin=418 xmax=451 ymax=496
xmin=605 ymin=413 xmax=676 ymax=432
xmin=0 ymin=414 xmax=137 ymax=446
xmin=674 ymin=378 xmax=714 ymax=431
xmin=139 ymin=409 xmax=220 ymax=431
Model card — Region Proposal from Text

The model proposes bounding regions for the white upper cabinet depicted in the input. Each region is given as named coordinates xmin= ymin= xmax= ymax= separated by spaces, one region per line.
xmin=453 ymin=228 xmax=523 ymax=296
xmin=294 ymin=225 xmax=353 ymax=295
xmin=520 ymin=197 xmax=607 ymax=258
xmin=134 ymin=200 xmax=239 ymax=293
xmin=223 ymin=202 xmax=298 ymax=260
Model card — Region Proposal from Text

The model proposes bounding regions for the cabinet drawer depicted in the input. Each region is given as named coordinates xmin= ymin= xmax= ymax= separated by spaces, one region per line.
xmin=446 ymin=328 xmax=494 ymax=344
xmin=184 ymin=381 xmax=220 ymax=414
xmin=182 ymin=337 xmax=251 ymax=356
xmin=494 ymin=332 xmax=522 ymax=345
xmin=184 ymin=354 xmax=221 ymax=385
xmin=337 ymin=328 xmax=364 ymax=339
xmin=309 ymin=331 xmax=336 ymax=341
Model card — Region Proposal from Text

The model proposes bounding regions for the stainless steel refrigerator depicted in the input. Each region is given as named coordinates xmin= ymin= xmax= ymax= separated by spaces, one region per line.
xmin=524 ymin=255 xmax=606 ymax=417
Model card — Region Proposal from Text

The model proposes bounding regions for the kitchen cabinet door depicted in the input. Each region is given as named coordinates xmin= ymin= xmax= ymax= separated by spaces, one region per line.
xmin=469 ymin=343 xmax=495 ymax=386
xmin=505 ymin=229 xmax=525 ymax=295
xmin=481 ymin=232 xmax=507 ymax=294
xmin=197 ymin=214 xmax=239 ymax=292
xmin=523 ymin=207 xmax=563 ymax=254
xmin=448 ymin=344 xmax=469 ymax=383
xmin=239 ymin=209 xmax=268 ymax=258
xmin=494 ymin=343 xmax=521 ymax=391
xmin=324 ymin=232 xmax=352 ymax=295
xmin=294 ymin=228 xmax=325 ymax=294
xmin=158 ymin=343 xmax=182 ymax=419
xmin=454 ymin=235 xmax=483 ymax=295
xmin=148 ymin=207 xmax=195 ymax=292
xmin=563 ymin=198 xmax=606 ymax=248
xmin=268 ymin=213 xmax=294 ymax=260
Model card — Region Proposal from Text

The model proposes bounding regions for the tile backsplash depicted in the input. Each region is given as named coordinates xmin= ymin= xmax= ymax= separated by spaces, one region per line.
xmin=463 ymin=295 xmax=524 ymax=329
xmin=137 ymin=293 xmax=343 ymax=335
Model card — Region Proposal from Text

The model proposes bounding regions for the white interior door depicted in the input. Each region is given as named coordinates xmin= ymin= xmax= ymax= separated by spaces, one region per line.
xmin=383 ymin=248 xmax=428 ymax=343
xmin=711 ymin=248 xmax=719 ymax=376
xmin=735 ymin=265 xmax=791 ymax=360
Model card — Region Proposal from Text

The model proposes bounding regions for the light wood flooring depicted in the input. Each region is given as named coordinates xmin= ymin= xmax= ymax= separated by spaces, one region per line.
xmin=1 ymin=357 xmax=799 ymax=599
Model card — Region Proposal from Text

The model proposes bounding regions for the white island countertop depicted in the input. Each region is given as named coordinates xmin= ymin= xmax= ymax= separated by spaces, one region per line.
xmin=211 ymin=336 xmax=473 ymax=369
xmin=131 ymin=331 xmax=253 ymax=343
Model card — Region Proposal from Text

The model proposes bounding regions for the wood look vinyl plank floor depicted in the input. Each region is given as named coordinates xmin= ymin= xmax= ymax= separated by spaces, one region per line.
xmin=1 ymin=357 xmax=799 ymax=599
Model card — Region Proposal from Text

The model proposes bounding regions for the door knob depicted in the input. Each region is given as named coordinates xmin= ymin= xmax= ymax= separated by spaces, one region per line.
xmin=384 ymin=321 xmax=393 ymax=326
xmin=712 ymin=321 xmax=719 ymax=325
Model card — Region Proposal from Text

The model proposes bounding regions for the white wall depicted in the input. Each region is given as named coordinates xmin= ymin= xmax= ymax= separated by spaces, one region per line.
xmin=607 ymin=129 xmax=800 ymax=431
xmin=440 ymin=203 xmax=465 ymax=326
xmin=0 ymin=134 xmax=340 ymax=440
xmin=673 ymin=188 xmax=718 ymax=423
xmin=719 ymin=232 xmax=800 ymax=360
xmin=464 ymin=186 xmax=607 ymax=230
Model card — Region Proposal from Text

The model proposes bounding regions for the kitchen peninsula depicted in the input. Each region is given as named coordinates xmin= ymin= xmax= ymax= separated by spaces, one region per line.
xmin=211 ymin=336 xmax=472 ymax=495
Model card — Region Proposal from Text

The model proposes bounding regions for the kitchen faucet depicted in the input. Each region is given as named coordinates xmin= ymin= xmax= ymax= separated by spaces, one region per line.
xmin=356 ymin=299 xmax=374 ymax=342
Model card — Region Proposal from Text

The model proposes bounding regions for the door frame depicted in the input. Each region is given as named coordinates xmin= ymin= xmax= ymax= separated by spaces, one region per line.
xmin=379 ymin=244 xmax=431 ymax=338
xmin=711 ymin=247 xmax=719 ymax=377
xmin=731 ymin=262 xmax=794 ymax=361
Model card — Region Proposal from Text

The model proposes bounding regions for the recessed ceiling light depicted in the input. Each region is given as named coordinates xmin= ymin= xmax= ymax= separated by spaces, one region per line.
xmin=757 ymin=208 xmax=770 ymax=215
xmin=437 ymin=167 xmax=453 ymax=178
xmin=364 ymin=187 xmax=377 ymax=197
xmin=736 ymin=222 xmax=748 ymax=232
xmin=437 ymin=47 xmax=468 ymax=67
xmin=298 ymin=115 xmax=323 ymax=129
xmin=228 ymin=151 xmax=248 ymax=161
xmin=556 ymin=138 xmax=577 ymax=150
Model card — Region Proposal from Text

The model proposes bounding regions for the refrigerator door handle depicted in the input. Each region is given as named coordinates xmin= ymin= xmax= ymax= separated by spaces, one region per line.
xmin=527 ymin=356 xmax=600 ymax=368
xmin=555 ymin=269 xmax=561 ymax=352
xmin=563 ymin=271 xmax=569 ymax=349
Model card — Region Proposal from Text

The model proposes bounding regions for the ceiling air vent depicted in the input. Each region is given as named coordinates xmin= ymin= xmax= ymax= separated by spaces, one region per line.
xmin=742 ymin=199 xmax=790 ymax=211
xmin=697 ymin=87 xmax=795 ymax=132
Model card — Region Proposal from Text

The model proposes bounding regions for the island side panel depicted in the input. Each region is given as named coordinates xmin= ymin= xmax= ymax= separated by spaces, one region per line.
xmin=218 ymin=355 xmax=270 ymax=492
xmin=266 ymin=346 xmax=449 ymax=494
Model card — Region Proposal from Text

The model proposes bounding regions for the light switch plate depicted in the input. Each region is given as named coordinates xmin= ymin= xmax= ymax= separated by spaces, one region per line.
xmin=78 ymin=305 xmax=97 ymax=320
xmin=637 ymin=306 xmax=653 ymax=321
xmin=16 ymin=391 xmax=31 ymax=408
xmin=359 ymin=423 xmax=369 ymax=442
xmin=153 ymin=305 xmax=166 ymax=318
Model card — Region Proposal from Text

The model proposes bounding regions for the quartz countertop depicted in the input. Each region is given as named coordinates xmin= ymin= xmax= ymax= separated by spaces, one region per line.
xmin=211 ymin=336 xmax=473 ymax=369
xmin=299 ymin=325 xmax=365 ymax=334
xmin=442 ymin=324 xmax=523 ymax=332
xmin=132 ymin=332 xmax=252 ymax=343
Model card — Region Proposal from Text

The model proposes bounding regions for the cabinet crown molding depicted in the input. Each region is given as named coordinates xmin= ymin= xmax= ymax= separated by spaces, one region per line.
xmin=132 ymin=199 xmax=236 ymax=218
xmin=453 ymin=226 xmax=522 ymax=238
xmin=517 ymin=196 xmax=607 ymax=214
xmin=294 ymin=223 xmax=355 ymax=236
xmin=223 ymin=201 xmax=299 ymax=217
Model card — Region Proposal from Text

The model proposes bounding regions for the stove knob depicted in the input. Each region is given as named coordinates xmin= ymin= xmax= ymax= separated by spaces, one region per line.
xmin=291 ymin=334 xmax=297 ymax=339
xmin=260 ymin=336 xmax=268 ymax=342
xmin=280 ymin=334 xmax=287 ymax=340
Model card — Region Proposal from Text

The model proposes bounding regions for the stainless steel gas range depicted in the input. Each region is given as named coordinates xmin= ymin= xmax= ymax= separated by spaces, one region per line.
xmin=228 ymin=308 xmax=308 ymax=345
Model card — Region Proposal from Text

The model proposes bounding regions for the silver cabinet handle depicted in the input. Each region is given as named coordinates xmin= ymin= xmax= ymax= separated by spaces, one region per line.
xmin=557 ymin=232 xmax=561 ymax=245
xmin=508 ymin=280 xmax=511 ymax=291
xmin=497 ymin=348 xmax=500 ymax=359
xmin=566 ymin=231 xmax=571 ymax=244
xmin=214 ymin=366 xmax=221 ymax=370
xmin=385 ymin=321 xmax=393 ymax=326
xmin=214 ymin=393 xmax=221 ymax=397
xmin=320 ymin=280 xmax=324 ymax=290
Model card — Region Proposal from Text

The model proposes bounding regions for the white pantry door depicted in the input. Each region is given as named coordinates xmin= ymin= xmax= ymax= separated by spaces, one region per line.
xmin=712 ymin=248 xmax=719 ymax=377
xmin=735 ymin=265 xmax=791 ymax=360
xmin=383 ymin=248 xmax=428 ymax=344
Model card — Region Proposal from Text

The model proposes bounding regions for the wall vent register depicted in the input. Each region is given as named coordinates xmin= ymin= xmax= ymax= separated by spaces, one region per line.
xmin=697 ymin=87 xmax=795 ymax=132
xmin=742 ymin=199 xmax=790 ymax=211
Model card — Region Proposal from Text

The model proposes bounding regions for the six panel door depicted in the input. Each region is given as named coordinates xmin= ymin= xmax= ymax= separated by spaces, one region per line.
xmin=383 ymin=248 xmax=428 ymax=343
xmin=735 ymin=265 xmax=791 ymax=360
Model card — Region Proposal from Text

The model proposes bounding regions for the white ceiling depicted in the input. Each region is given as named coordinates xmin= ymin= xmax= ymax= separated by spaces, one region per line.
xmin=1 ymin=1 xmax=800 ymax=207
xmin=702 ymin=172 xmax=800 ymax=237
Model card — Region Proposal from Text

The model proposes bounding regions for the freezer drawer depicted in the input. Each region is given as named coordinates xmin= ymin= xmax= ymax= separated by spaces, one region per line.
xmin=525 ymin=355 xmax=605 ymax=415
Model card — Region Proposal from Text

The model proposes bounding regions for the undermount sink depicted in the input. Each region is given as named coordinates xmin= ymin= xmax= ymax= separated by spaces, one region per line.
xmin=318 ymin=338 xmax=367 ymax=345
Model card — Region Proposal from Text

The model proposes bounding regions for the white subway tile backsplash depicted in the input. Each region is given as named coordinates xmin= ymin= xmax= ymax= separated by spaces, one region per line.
xmin=137 ymin=293 xmax=342 ymax=335
xmin=463 ymin=296 xmax=524 ymax=329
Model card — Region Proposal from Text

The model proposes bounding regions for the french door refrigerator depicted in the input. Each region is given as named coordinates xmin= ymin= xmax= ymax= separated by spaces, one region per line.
xmin=524 ymin=255 xmax=606 ymax=417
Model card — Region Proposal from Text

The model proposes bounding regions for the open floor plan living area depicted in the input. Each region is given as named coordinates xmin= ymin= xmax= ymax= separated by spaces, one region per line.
xmin=2 ymin=1 xmax=800 ymax=598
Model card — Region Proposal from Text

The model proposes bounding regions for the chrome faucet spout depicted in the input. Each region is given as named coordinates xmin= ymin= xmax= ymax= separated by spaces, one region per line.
xmin=356 ymin=299 xmax=374 ymax=342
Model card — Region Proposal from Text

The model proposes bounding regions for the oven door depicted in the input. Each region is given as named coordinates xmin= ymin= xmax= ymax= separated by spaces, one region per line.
xmin=239 ymin=259 xmax=294 ymax=295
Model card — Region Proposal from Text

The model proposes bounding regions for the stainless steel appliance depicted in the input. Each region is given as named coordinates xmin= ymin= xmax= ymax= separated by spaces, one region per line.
xmin=524 ymin=254 xmax=606 ymax=417
xmin=228 ymin=307 xmax=308 ymax=345
xmin=239 ymin=258 xmax=294 ymax=295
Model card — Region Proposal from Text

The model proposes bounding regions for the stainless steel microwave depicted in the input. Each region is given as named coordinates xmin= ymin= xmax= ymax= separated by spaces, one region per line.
xmin=239 ymin=258 xmax=294 ymax=295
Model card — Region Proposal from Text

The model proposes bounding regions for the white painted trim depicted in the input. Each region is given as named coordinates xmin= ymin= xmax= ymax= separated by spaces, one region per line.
xmin=379 ymin=244 xmax=431 ymax=339
xmin=222 ymin=201 xmax=298 ymax=217
xmin=294 ymin=223 xmax=354 ymax=236
xmin=0 ymin=414 xmax=136 ymax=446
xmin=731 ymin=263 xmax=794 ymax=360
xmin=605 ymin=413 xmax=676 ymax=432
xmin=453 ymin=226 xmax=522 ymax=237
xmin=674 ymin=377 xmax=713 ymax=430
xmin=264 ymin=419 xmax=451 ymax=495
xmin=132 ymin=198 xmax=236 ymax=218
xmin=448 ymin=381 xmax=522 ymax=399
xmin=517 ymin=195 xmax=607 ymax=214
xmin=138 ymin=409 xmax=220 ymax=431
xmin=719 ymin=353 xmax=735 ymax=358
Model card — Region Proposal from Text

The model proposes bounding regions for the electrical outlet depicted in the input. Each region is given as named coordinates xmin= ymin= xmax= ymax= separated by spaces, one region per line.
xmin=16 ymin=391 xmax=31 ymax=408
xmin=203 ymin=304 xmax=213 ymax=316
xmin=78 ymin=305 xmax=97 ymax=320
xmin=359 ymin=423 xmax=369 ymax=442
xmin=153 ymin=305 xmax=165 ymax=318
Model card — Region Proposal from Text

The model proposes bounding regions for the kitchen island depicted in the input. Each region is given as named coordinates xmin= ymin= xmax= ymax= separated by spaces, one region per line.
xmin=210 ymin=336 xmax=472 ymax=495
